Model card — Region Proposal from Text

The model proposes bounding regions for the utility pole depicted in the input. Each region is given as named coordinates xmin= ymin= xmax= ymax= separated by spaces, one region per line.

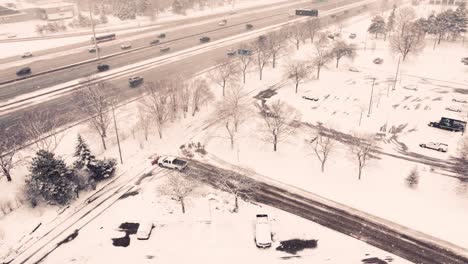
xmin=392 ymin=56 xmax=401 ymax=91
xmin=367 ymin=78 xmax=376 ymax=117
xmin=89 ymin=0 xmax=100 ymax=60
xmin=112 ymin=103 xmax=123 ymax=164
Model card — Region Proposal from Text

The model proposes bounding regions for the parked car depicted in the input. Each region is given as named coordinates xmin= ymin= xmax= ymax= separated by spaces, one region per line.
xmin=121 ymin=43 xmax=132 ymax=49
xmin=16 ymin=67 xmax=31 ymax=76
xmin=403 ymin=84 xmax=418 ymax=91
xmin=129 ymin=76 xmax=144 ymax=87
xmin=21 ymin=52 xmax=33 ymax=58
xmin=136 ymin=222 xmax=154 ymax=240
xmin=461 ymin=57 xmax=468 ymax=65
xmin=255 ymin=214 xmax=272 ymax=248
xmin=238 ymin=49 xmax=252 ymax=56
xmin=428 ymin=117 xmax=466 ymax=132
xmin=157 ymin=156 xmax=187 ymax=171
xmin=7 ymin=33 xmax=17 ymax=38
xmin=200 ymin=36 xmax=211 ymax=43
xmin=349 ymin=66 xmax=359 ymax=72
xmin=160 ymin=46 xmax=170 ymax=52
xmin=157 ymin=33 xmax=166 ymax=38
xmin=452 ymin=98 xmax=467 ymax=103
xmin=150 ymin=39 xmax=160 ymax=45
xmin=246 ymin=24 xmax=254 ymax=30
xmin=218 ymin=19 xmax=227 ymax=26
xmin=373 ymin=58 xmax=384 ymax=64
xmin=226 ymin=49 xmax=236 ymax=56
xmin=349 ymin=33 xmax=357 ymax=39
xmin=327 ymin=34 xmax=335 ymax=40
xmin=445 ymin=106 xmax=462 ymax=112
xmin=88 ymin=46 xmax=100 ymax=53
xmin=419 ymin=142 xmax=448 ymax=152
xmin=97 ymin=64 xmax=110 ymax=72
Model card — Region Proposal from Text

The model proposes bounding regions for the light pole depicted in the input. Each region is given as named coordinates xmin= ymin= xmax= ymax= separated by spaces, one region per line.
xmin=111 ymin=103 xmax=123 ymax=164
xmin=207 ymin=193 xmax=217 ymax=224
xmin=367 ymin=78 xmax=376 ymax=117
xmin=392 ymin=56 xmax=401 ymax=91
xmin=89 ymin=0 xmax=100 ymax=60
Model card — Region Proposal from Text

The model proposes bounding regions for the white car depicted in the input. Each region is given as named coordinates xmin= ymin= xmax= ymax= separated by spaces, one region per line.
xmin=419 ymin=142 xmax=448 ymax=152
xmin=7 ymin=33 xmax=17 ymax=38
xmin=218 ymin=19 xmax=227 ymax=26
xmin=120 ymin=43 xmax=132 ymax=49
xmin=255 ymin=214 xmax=272 ymax=248
xmin=21 ymin=52 xmax=33 ymax=58
xmin=136 ymin=222 xmax=154 ymax=240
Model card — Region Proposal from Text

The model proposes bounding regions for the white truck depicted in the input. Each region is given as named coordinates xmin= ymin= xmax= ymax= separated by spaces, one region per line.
xmin=255 ymin=214 xmax=272 ymax=248
xmin=157 ymin=156 xmax=188 ymax=171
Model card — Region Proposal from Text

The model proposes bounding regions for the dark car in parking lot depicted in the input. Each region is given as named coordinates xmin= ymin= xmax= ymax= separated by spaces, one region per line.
xmin=200 ymin=36 xmax=210 ymax=43
xmin=97 ymin=64 xmax=110 ymax=72
xmin=428 ymin=117 xmax=466 ymax=132
xmin=129 ymin=76 xmax=144 ymax=87
xmin=16 ymin=67 xmax=31 ymax=76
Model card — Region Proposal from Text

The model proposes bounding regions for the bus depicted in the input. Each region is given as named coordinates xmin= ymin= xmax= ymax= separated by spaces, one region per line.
xmin=91 ymin=33 xmax=116 ymax=43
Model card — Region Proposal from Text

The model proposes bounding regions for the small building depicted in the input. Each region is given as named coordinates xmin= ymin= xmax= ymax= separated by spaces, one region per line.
xmin=37 ymin=3 xmax=76 ymax=21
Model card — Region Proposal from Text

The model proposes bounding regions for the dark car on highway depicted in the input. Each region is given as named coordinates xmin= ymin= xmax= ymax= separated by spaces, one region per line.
xmin=158 ymin=33 xmax=166 ymax=38
xmin=97 ymin=64 xmax=110 ymax=72
xmin=16 ymin=67 xmax=31 ymax=76
xmin=160 ymin=46 xmax=170 ymax=52
xmin=246 ymin=24 xmax=253 ymax=30
xmin=200 ymin=36 xmax=210 ymax=43
xmin=129 ymin=76 xmax=144 ymax=87
xmin=150 ymin=39 xmax=160 ymax=45
xmin=238 ymin=49 xmax=252 ymax=56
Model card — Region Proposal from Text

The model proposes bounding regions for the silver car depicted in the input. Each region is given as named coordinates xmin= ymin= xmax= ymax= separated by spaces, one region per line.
xmin=419 ymin=142 xmax=448 ymax=152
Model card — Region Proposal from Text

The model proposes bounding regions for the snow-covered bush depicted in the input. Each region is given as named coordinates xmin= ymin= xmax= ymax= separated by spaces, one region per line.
xmin=88 ymin=159 xmax=117 ymax=181
xmin=35 ymin=22 xmax=67 ymax=35
xmin=25 ymin=150 xmax=77 ymax=206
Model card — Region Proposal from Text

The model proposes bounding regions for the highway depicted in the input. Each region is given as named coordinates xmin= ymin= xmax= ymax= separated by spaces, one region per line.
xmin=0 ymin=0 xmax=374 ymax=138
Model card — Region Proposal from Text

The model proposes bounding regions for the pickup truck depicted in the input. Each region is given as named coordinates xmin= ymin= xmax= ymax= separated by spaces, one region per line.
xmin=157 ymin=156 xmax=188 ymax=171
xmin=255 ymin=214 xmax=272 ymax=248
xmin=429 ymin=117 xmax=466 ymax=132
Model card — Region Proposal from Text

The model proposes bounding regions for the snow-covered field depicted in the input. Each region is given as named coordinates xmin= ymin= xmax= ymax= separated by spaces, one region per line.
xmin=1 ymin=2 xmax=468 ymax=263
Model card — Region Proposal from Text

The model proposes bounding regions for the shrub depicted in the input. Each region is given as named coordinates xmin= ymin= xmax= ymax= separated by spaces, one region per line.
xmin=406 ymin=167 xmax=419 ymax=188
xmin=88 ymin=158 xmax=117 ymax=181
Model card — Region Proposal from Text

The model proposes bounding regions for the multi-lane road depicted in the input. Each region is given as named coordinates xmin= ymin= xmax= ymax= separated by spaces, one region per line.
xmin=0 ymin=0 xmax=370 ymax=133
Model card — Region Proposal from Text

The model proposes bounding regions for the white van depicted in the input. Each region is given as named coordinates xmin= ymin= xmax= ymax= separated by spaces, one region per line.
xmin=136 ymin=222 xmax=154 ymax=240
xmin=255 ymin=214 xmax=272 ymax=248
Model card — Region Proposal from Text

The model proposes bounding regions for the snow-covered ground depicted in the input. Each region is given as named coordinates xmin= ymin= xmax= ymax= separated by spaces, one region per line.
xmin=1 ymin=2 xmax=468 ymax=263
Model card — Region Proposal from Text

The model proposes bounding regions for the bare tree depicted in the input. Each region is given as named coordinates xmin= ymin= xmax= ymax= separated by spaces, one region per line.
xmin=74 ymin=81 xmax=116 ymax=150
xmin=21 ymin=110 xmax=65 ymax=152
xmin=284 ymin=59 xmax=309 ymax=94
xmin=0 ymin=128 xmax=21 ymax=182
xmin=348 ymin=133 xmax=377 ymax=180
xmin=289 ymin=23 xmax=306 ymax=50
xmin=313 ymin=131 xmax=335 ymax=172
xmin=165 ymin=77 xmax=184 ymax=121
xmin=304 ymin=18 xmax=321 ymax=43
xmin=266 ymin=29 xmax=288 ymax=68
xmin=210 ymin=84 xmax=250 ymax=149
xmin=253 ymin=39 xmax=272 ymax=80
xmin=389 ymin=21 xmax=425 ymax=61
xmin=258 ymin=100 xmax=301 ymax=151
xmin=158 ymin=171 xmax=199 ymax=214
xmin=179 ymin=80 xmax=191 ymax=118
xmin=395 ymin=6 xmax=416 ymax=37
xmin=331 ymin=40 xmax=357 ymax=68
xmin=136 ymin=105 xmax=152 ymax=141
xmin=219 ymin=171 xmax=257 ymax=212
xmin=453 ymin=136 xmax=468 ymax=179
xmin=238 ymin=45 xmax=253 ymax=84
xmin=311 ymin=33 xmax=333 ymax=79
xmin=208 ymin=57 xmax=239 ymax=97
xmin=191 ymin=78 xmax=214 ymax=116
xmin=140 ymin=81 xmax=170 ymax=139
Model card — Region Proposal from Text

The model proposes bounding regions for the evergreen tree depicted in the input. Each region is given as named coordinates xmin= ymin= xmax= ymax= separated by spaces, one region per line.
xmin=172 ymin=0 xmax=185 ymax=14
xmin=88 ymin=159 xmax=117 ymax=181
xmin=368 ymin=15 xmax=386 ymax=38
xmin=73 ymin=134 xmax=95 ymax=170
xmin=26 ymin=150 xmax=77 ymax=205
xmin=100 ymin=13 xmax=108 ymax=24
xmin=115 ymin=0 xmax=137 ymax=20
xmin=454 ymin=3 xmax=467 ymax=38
xmin=414 ymin=17 xmax=429 ymax=35
xmin=386 ymin=5 xmax=396 ymax=35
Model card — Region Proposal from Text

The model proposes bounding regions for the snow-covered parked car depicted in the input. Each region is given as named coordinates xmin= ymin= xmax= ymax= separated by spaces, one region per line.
xmin=349 ymin=66 xmax=359 ymax=72
xmin=419 ymin=142 xmax=448 ymax=152
xmin=445 ymin=106 xmax=462 ymax=112
xmin=403 ymin=84 xmax=418 ymax=91
xmin=255 ymin=214 xmax=272 ymax=248
xmin=349 ymin=33 xmax=357 ymax=39
xmin=452 ymin=98 xmax=467 ymax=103
xmin=461 ymin=57 xmax=468 ymax=65
xmin=373 ymin=58 xmax=384 ymax=64
xmin=157 ymin=156 xmax=187 ymax=171
xmin=21 ymin=52 xmax=33 ymax=58
xmin=136 ymin=222 xmax=154 ymax=240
